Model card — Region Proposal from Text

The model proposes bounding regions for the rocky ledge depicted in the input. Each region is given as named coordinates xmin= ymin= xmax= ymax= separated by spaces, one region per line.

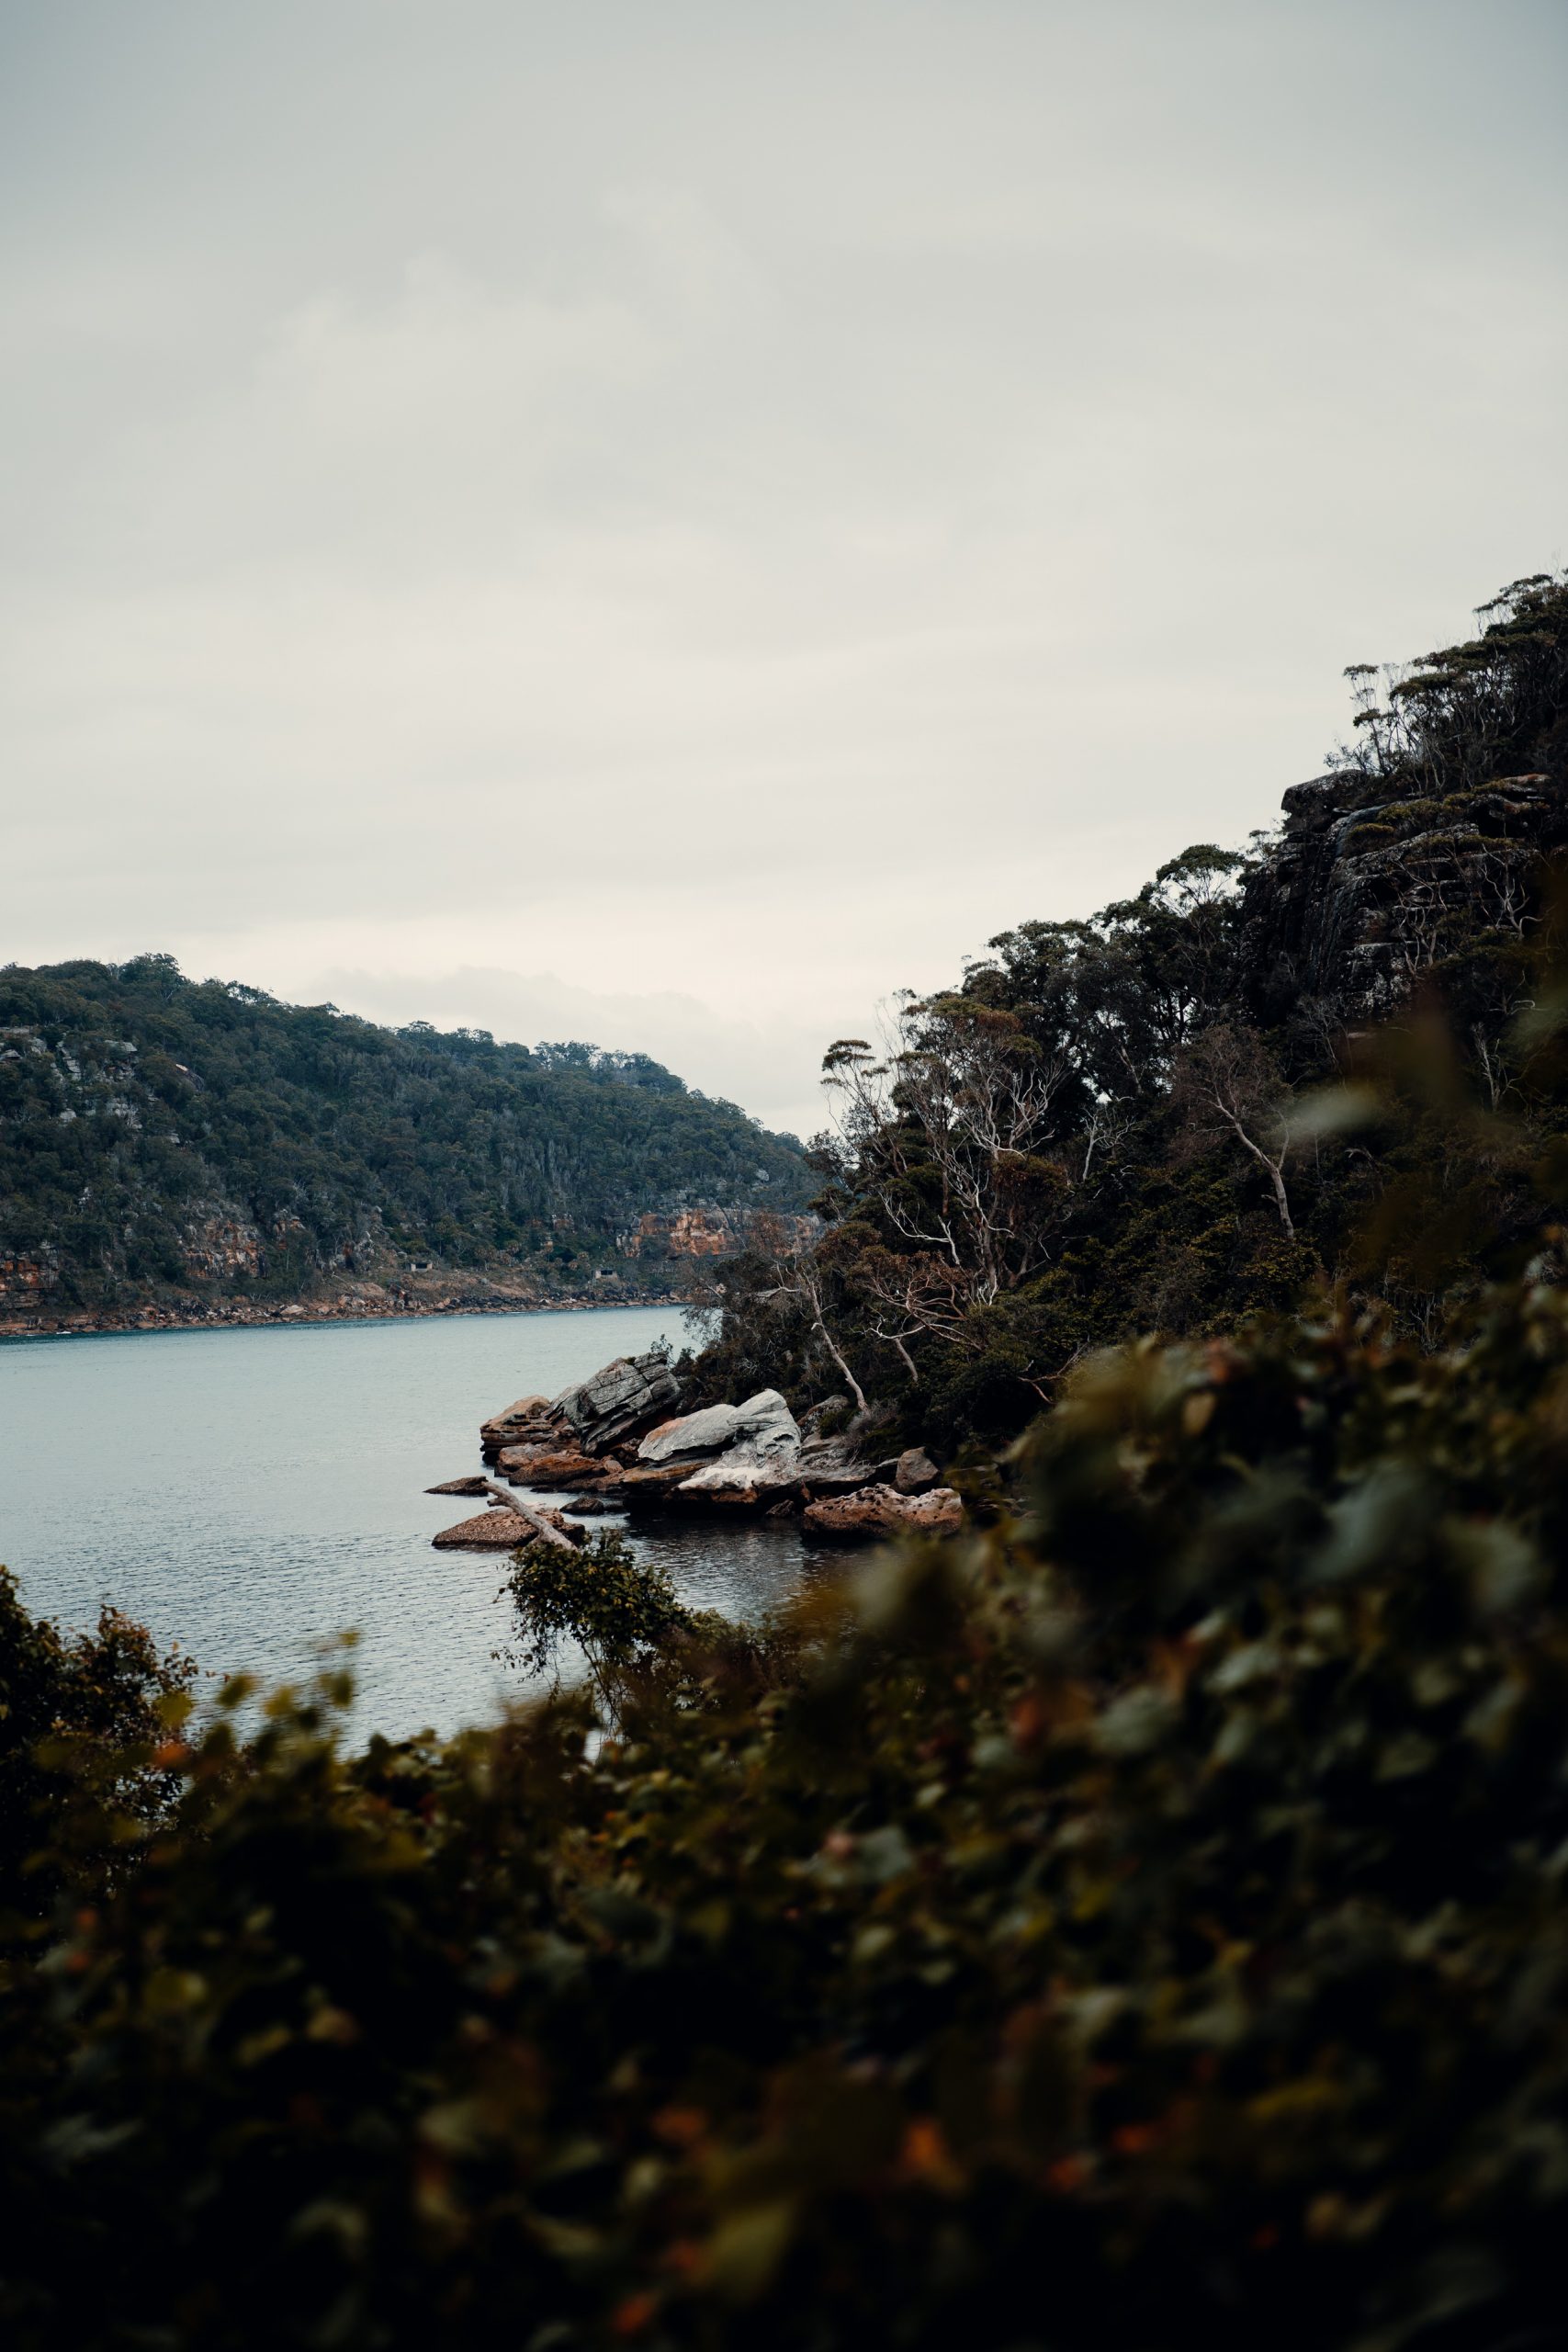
xmin=440 ymin=1350 xmax=962 ymax=1544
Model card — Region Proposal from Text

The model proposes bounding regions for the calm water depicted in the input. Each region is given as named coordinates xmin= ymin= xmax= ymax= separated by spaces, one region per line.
xmin=0 ymin=1306 xmax=826 ymax=1738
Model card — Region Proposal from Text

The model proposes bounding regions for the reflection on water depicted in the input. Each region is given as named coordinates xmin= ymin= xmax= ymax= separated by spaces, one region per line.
xmin=0 ymin=1306 xmax=835 ymax=1740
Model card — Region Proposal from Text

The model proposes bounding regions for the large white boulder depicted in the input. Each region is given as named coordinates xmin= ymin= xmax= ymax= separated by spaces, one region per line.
xmin=672 ymin=1389 xmax=804 ymax=1496
xmin=638 ymin=1388 xmax=800 ymax=1467
xmin=729 ymin=1389 xmax=802 ymax=1459
xmin=638 ymin=1401 xmax=746 ymax=1463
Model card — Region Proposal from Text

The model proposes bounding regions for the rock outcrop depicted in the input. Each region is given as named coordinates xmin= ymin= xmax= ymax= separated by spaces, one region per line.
xmin=552 ymin=1351 xmax=682 ymax=1453
xmin=621 ymin=1207 xmax=817 ymax=1262
xmin=637 ymin=1401 xmax=750 ymax=1463
xmin=480 ymin=1353 xmax=681 ymax=1464
xmin=498 ymin=1443 xmax=603 ymax=1488
xmin=1239 ymin=770 xmax=1568 ymax=1029
xmin=434 ymin=1505 xmax=576 ymax=1550
xmin=480 ymin=1395 xmax=555 ymax=1458
xmin=472 ymin=1351 xmax=960 ymax=1534
xmin=803 ymin=1486 xmax=964 ymax=1540
xmin=649 ymin=1389 xmax=804 ymax=1498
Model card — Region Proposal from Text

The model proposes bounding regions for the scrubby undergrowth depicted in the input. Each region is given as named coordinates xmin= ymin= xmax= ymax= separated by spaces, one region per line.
xmin=5 ymin=1248 xmax=1568 ymax=2350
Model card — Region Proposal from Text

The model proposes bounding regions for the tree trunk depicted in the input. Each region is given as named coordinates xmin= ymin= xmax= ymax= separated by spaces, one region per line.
xmin=480 ymin=1479 xmax=578 ymax=1553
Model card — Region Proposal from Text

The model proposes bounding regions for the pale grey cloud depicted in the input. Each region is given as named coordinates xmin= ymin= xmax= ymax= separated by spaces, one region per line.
xmin=2 ymin=0 xmax=1564 ymax=1134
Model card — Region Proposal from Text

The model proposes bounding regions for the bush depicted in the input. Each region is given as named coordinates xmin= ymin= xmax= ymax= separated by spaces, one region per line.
xmin=0 ymin=1566 xmax=194 ymax=1922
xmin=4 ymin=1251 xmax=1568 ymax=2347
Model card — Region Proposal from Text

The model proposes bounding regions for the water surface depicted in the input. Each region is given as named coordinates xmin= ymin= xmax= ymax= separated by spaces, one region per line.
xmin=0 ymin=1307 xmax=825 ymax=1738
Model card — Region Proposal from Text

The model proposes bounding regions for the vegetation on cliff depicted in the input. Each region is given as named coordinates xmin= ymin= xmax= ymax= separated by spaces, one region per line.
xmin=690 ymin=574 xmax=1568 ymax=1448
xmin=0 ymin=961 xmax=810 ymax=1316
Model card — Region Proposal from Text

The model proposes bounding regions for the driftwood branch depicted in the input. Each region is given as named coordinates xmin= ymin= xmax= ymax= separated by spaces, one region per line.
xmin=480 ymin=1479 xmax=578 ymax=1553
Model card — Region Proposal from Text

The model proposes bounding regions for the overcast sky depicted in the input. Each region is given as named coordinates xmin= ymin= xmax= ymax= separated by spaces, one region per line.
xmin=2 ymin=0 xmax=1564 ymax=1137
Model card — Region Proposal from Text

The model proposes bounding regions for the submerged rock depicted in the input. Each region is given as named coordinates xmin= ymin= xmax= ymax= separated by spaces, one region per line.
xmin=803 ymin=1486 xmax=964 ymax=1541
xmin=425 ymin=1475 xmax=490 ymax=1497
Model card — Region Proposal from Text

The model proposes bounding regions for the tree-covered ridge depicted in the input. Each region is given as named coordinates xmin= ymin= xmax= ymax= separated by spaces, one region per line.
xmin=0 ymin=956 xmax=810 ymax=1311
xmin=692 ymin=575 xmax=1568 ymax=1445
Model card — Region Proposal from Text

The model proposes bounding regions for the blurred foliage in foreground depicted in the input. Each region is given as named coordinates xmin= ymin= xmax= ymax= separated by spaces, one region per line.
xmin=6 ymin=1233 xmax=1568 ymax=2347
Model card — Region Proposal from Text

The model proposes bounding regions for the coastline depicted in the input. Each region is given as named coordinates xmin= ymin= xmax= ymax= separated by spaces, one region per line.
xmin=0 ymin=1286 xmax=694 ymax=1342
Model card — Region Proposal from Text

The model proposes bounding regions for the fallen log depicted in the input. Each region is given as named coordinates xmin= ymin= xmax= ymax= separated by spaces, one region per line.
xmin=480 ymin=1479 xmax=580 ymax=1553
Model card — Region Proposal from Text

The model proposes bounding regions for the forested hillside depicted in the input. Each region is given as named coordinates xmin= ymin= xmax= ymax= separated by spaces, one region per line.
xmin=7 ymin=573 xmax=1568 ymax=2351
xmin=693 ymin=573 xmax=1568 ymax=1446
xmin=0 ymin=959 xmax=810 ymax=1321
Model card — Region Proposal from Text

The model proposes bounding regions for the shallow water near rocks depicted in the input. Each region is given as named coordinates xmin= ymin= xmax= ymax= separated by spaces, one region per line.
xmin=0 ymin=1306 xmax=832 ymax=1739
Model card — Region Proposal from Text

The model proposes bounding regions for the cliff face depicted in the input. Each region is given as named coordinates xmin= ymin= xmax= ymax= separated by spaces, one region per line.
xmin=1237 ymin=570 xmax=1568 ymax=1032
xmin=620 ymin=1206 xmax=817 ymax=1262
xmin=1239 ymin=769 xmax=1567 ymax=1031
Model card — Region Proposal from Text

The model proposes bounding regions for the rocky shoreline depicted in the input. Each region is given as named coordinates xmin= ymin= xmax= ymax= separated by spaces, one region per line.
xmin=1 ymin=1285 xmax=690 ymax=1342
xmin=434 ymin=1346 xmax=963 ymax=1546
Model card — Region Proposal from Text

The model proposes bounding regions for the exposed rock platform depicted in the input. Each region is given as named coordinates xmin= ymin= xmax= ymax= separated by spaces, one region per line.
xmin=468 ymin=1356 xmax=964 ymax=1539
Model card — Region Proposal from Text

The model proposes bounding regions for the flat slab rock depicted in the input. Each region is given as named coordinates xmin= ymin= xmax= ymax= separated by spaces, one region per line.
xmin=479 ymin=1394 xmax=556 ymax=1452
xmin=498 ymin=1443 xmax=602 ymax=1487
xmin=597 ymin=1461 xmax=707 ymax=1499
xmin=803 ymin=1485 xmax=964 ymax=1540
xmin=433 ymin=1502 xmax=581 ymax=1550
xmin=433 ymin=1509 xmax=539 ymax=1550
xmin=425 ymin=1475 xmax=490 ymax=1497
